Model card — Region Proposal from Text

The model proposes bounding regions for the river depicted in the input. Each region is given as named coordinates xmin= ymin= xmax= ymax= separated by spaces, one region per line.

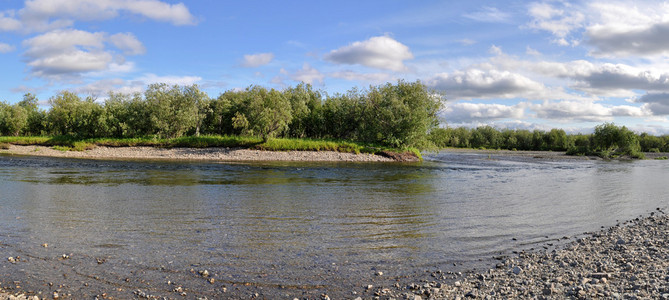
xmin=0 ymin=151 xmax=666 ymax=299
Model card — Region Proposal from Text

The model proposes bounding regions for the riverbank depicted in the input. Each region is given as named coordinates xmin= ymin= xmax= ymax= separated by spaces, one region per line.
xmin=438 ymin=147 xmax=669 ymax=161
xmin=0 ymin=144 xmax=398 ymax=162
xmin=366 ymin=209 xmax=668 ymax=299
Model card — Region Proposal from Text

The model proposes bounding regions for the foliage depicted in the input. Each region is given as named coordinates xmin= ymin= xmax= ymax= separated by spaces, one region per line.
xmin=592 ymin=123 xmax=643 ymax=159
xmin=144 ymin=84 xmax=208 ymax=138
xmin=48 ymin=92 xmax=106 ymax=137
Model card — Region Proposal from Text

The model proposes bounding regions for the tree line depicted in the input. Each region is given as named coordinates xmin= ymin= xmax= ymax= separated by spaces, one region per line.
xmin=0 ymin=81 xmax=443 ymax=149
xmin=429 ymin=122 xmax=665 ymax=158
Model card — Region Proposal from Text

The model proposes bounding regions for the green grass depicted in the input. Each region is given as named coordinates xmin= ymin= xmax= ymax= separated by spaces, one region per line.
xmin=0 ymin=135 xmax=421 ymax=159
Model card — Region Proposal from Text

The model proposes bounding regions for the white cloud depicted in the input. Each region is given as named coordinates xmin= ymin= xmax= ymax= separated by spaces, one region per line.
xmin=122 ymin=0 xmax=196 ymax=25
xmin=463 ymin=6 xmax=511 ymax=23
xmin=109 ymin=33 xmax=145 ymax=55
xmin=19 ymin=0 xmax=196 ymax=32
xmin=634 ymin=93 xmax=669 ymax=115
xmin=525 ymin=46 xmax=541 ymax=56
xmin=442 ymin=102 xmax=525 ymax=123
xmin=329 ymin=71 xmax=393 ymax=83
xmin=241 ymin=53 xmax=274 ymax=67
xmin=288 ymin=63 xmax=324 ymax=85
xmin=529 ymin=100 xmax=647 ymax=122
xmin=21 ymin=29 xmax=147 ymax=80
xmin=0 ymin=11 xmax=22 ymax=31
xmin=526 ymin=1 xmax=669 ymax=56
xmin=138 ymin=73 xmax=202 ymax=86
xmin=426 ymin=68 xmax=548 ymax=100
xmin=0 ymin=42 xmax=15 ymax=53
xmin=324 ymin=36 xmax=414 ymax=71
xmin=530 ymin=60 xmax=669 ymax=96
xmin=23 ymin=29 xmax=110 ymax=78
xmin=526 ymin=1 xmax=584 ymax=45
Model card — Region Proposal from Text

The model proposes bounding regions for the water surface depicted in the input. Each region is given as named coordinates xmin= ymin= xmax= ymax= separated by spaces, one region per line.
xmin=0 ymin=152 xmax=666 ymax=298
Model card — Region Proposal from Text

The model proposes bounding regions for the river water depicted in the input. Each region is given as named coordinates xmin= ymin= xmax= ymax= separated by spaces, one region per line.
xmin=0 ymin=151 xmax=667 ymax=299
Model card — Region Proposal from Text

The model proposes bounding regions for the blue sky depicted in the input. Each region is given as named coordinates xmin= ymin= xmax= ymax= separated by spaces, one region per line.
xmin=1 ymin=0 xmax=669 ymax=134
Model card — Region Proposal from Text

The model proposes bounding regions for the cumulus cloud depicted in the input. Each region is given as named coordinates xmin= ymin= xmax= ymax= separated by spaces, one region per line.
xmin=22 ymin=29 xmax=144 ymax=80
xmin=587 ymin=21 xmax=669 ymax=57
xmin=526 ymin=1 xmax=669 ymax=57
xmin=426 ymin=69 xmax=547 ymax=100
xmin=529 ymin=100 xmax=647 ymax=122
xmin=0 ymin=11 xmax=22 ymax=31
xmin=634 ymin=93 xmax=669 ymax=115
xmin=287 ymin=63 xmax=324 ymax=85
xmin=530 ymin=60 xmax=669 ymax=96
xmin=109 ymin=33 xmax=146 ymax=55
xmin=442 ymin=102 xmax=525 ymax=123
xmin=19 ymin=0 xmax=195 ymax=32
xmin=324 ymin=36 xmax=414 ymax=71
xmin=241 ymin=53 xmax=274 ymax=67
xmin=23 ymin=29 xmax=110 ymax=78
xmin=0 ymin=42 xmax=15 ymax=53
xmin=585 ymin=2 xmax=669 ymax=57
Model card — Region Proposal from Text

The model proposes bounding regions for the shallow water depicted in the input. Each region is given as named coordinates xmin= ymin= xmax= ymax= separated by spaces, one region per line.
xmin=0 ymin=152 xmax=667 ymax=298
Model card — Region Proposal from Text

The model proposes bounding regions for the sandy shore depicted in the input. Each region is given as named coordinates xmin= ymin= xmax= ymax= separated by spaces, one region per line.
xmin=0 ymin=145 xmax=394 ymax=162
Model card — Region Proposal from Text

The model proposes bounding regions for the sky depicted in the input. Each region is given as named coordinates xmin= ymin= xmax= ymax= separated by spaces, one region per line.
xmin=1 ymin=0 xmax=669 ymax=134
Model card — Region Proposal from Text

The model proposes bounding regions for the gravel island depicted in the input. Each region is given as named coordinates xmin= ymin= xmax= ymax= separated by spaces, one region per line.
xmin=0 ymin=145 xmax=396 ymax=162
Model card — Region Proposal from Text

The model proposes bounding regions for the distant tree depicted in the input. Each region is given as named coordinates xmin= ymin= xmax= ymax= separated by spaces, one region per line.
xmin=359 ymin=81 xmax=443 ymax=148
xmin=48 ymin=92 xmax=106 ymax=137
xmin=322 ymin=91 xmax=362 ymax=141
xmin=144 ymin=84 xmax=205 ymax=138
xmin=233 ymin=86 xmax=293 ymax=142
xmin=284 ymin=83 xmax=323 ymax=138
xmin=18 ymin=93 xmax=46 ymax=136
xmin=592 ymin=122 xmax=641 ymax=157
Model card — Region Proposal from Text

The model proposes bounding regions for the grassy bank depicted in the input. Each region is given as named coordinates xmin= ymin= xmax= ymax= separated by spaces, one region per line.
xmin=0 ymin=135 xmax=422 ymax=161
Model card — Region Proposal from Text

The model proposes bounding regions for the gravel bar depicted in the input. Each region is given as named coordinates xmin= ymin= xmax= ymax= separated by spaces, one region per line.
xmin=363 ymin=208 xmax=668 ymax=300
xmin=0 ymin=145 xmax=394 ymax=162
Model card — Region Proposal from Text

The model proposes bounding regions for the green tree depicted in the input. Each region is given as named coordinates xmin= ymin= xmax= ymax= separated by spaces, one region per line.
xmin=359 ymin=81 xmax=443 ymax=148
xmin=144 ymin=84 xmax=204 ymax=138
xmin=48 ymin=92 xmax=106 ymax=137
xmin=592 ymin=122 xmax=642 ymax=157
xmin=284 ymin=83 xmax=323 ymax=138
xmin=233 ymin=86 xmax=293 ymax=142
xmin=18 ymin=93 xmax=46 ymax=136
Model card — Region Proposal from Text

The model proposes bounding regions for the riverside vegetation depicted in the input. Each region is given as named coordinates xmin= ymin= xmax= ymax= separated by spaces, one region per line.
xmin=0 ymin=81 xmax=438 ymax=159
xmin=428 ymin=122 xmax=659 ymax=159
xmin=0 ymin=80 xmax=666 ymax=160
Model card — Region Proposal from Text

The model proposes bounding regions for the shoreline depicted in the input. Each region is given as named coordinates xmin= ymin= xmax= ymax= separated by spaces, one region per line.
xmin=0 ymin=144 xmax=397 ymax=163
xmin=370 ymin=208 xmax=669 ymax=299
xmin=437 ymin=147 xmax=669 ymax=160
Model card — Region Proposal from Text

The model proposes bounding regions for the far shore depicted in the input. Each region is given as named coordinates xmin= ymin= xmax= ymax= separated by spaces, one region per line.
xmin=437 ymin=147 xmax=669 ymax=160
xmin=0 ymin=144 xmax=397 ymax=162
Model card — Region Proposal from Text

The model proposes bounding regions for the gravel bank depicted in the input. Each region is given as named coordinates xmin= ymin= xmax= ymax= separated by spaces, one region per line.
xmin=0 ymin=145 xmax=394 ymax=162
xmin=365 ymin=209 xmax=668 ymax=300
